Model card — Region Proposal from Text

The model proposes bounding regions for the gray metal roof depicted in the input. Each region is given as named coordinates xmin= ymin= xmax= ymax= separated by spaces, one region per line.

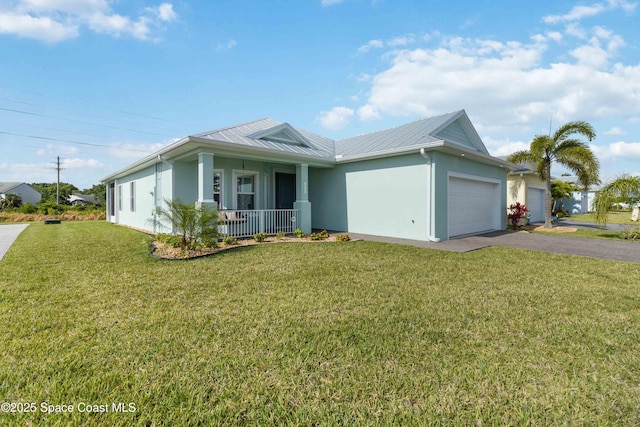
xmin=102 ymin=110 xmax=511 ymax=182
xmin=192 ymin=118 xmax=335 ymax=160
xmin=0 ymin=182 xmax=24 ymax=193
xmin=335 ymin=110 xmax=467 ymax=158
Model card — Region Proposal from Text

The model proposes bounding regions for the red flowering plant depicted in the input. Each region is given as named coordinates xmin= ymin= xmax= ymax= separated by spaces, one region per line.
xmin=507 ymin=202 xmax=528 ymax=229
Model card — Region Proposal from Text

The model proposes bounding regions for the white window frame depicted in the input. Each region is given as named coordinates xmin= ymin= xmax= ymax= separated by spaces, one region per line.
xmin=213 ymin=169 xmax=224 ymax=209
xmin=118 ymin=184 xmax=123 ymax=211
xmin=130 ymin=181 xmax=136 ymax=212
xmin=233 ymin=169 xmax=259 ymax=210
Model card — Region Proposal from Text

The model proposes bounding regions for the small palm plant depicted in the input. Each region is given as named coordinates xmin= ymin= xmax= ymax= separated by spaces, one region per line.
xmin=593 ymin=175 xmax=640 ymax=226
xmin=154 ymin=199 xmax=220 ymax=251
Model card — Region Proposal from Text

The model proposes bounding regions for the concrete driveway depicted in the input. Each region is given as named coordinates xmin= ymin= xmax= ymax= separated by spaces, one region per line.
xmin=350 ymin=226 xmax=640 ymax=263
xmin=0 ymin=224 xmax=29 ymax=261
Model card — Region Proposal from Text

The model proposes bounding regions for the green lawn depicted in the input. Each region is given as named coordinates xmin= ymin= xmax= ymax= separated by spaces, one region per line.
xmin=565 ymin=212 xmax=639 ymax=226
xmin=1 ymin=222 xmax=640 ymax=425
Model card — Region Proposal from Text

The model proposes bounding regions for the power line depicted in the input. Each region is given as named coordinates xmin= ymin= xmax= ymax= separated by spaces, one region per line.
xmin=0 ymin=106 xmax=173 ymax=138
xmin=0 ymin=85 xmax=199 ymax=128
xmin=0 ymin=131 xmax=154 ymax=153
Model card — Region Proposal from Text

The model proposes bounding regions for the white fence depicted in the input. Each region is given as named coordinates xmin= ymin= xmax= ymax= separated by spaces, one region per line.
xmin=218 ymin=209 xmax=299 ymax=238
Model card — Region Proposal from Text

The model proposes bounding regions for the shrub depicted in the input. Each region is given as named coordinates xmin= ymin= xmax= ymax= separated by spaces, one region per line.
xmin=336 ymin=234 xmax=350 ymax=242
xmin=620 ymin=228 xmax=640 ymax=241
xmin=19 ymin=202 xmax=37 ymax=214
xmin=253 ymin=232 xmax=267 ymax=242
xmin=153 ymin=199 xmax=220 ymax=251
xmin=294 ymin=228 xmax=305 ymax=238
xmin=276 ymin=231 xmax=286 ymax=240
xmin=223 ymin=236 xmax=238 ymax=245
xmin=156 ymin=233 xmax=181 ymax=248
xmin=507 ymin=202 xmax=528 ymax=229
xmin=309 ymin=230 xmax=329 ymax=240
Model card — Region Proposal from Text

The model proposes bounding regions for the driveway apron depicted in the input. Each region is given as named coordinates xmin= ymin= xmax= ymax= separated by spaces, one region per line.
xmin=350 ymin=229 xmax=640 ymax=263
xmin=0 ymin=224 xmax=29 ymax=261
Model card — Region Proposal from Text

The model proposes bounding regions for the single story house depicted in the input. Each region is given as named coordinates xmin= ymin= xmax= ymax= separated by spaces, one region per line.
xmin=556 ymin=175 xmax=598 ymax=214
xmin=506 ymin=165 xmax=546 ymax=223
xmin=102 ymin=110 xmax=516 ymax=242
xmin=68 ymin=193 xmax=98 ymax=206
xmin=0 ymin=182 xmax=42 ymax=205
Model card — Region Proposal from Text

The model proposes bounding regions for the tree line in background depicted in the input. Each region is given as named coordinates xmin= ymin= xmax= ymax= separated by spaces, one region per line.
xmin=30 ymin=182 xmax=106 ymax=205
xmin=0 ymin=182 xmax=106 ymax=212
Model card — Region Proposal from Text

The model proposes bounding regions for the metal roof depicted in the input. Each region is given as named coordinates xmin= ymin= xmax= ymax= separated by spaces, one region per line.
xmin=102 ymin=110 xmax=514 ymax=182
xmin=0 ymin=182 xmax=26 ymax=193
xmin=192 ymin=118 xmax=335 ymax=160
xmin=334 ymin=110 xmax=466 ymax=158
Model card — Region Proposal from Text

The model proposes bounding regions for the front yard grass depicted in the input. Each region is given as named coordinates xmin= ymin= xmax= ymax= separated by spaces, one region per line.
xmin=566 ymin=211 xmax=639 ymax=226
xmin=1 ymin=222 xmax=640 ymax=425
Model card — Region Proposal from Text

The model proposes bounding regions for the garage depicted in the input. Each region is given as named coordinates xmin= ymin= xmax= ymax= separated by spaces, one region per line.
xmin=527 ymin=187 xmax=545 ymax=223
xmin=448 ymin=176 xmax=501 ymax=237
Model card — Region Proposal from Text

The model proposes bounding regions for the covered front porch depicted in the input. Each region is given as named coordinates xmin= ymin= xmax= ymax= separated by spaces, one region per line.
xmin=217 ymin=208 xmax=299 ymax=238
xmin=157 ymin=150 xmax=316 ymax=237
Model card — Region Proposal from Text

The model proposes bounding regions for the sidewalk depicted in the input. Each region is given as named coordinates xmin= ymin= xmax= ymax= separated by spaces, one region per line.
xmin=0 ymin=224 xmax=29 ymax=261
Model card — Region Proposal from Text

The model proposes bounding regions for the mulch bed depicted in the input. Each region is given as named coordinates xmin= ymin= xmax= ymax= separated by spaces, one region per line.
xmin=151 ymin=234 xmax=348 ymax=260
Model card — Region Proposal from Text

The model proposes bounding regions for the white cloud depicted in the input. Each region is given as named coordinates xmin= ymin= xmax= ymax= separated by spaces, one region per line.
xmin=357 ymin=104 xmax=380 ymax=121
xmin=0 ymin=1 xmax=178 ymax=43
xmin=156 ymin=3 xmax=177 ymax=22
xmin=107 ymin=141 xmax=170 ymax=159
xmin=604 ymin=126 xmax=625 ymax=135
xmin=358 ymin=33 xmax=428 ymax=54
xmin=0 ymin=12 xmax=79 ymax=42
xmin=358 ymin=39 xmax=383 ymax=53
xmin=215 ymin=38 xmax=237 ymax=52
xmin=542 ymin=0 xmax=636 ymax=24
xmin=592 ymin=141 xmax=640 ymax=159
xmin=317 ymin=107 xmax=354 ymax=130
xmin=36 ymin=144 xmax=79 ymax=156
xmin=343 ymin=26 xmax=640 ymax=134
xmin=481 ymin=136 xmax=530 ymax=157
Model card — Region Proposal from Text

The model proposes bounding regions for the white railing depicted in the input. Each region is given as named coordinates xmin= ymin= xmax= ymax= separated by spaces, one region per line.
xmin=218 ymin=209 xmax=299 ymax=238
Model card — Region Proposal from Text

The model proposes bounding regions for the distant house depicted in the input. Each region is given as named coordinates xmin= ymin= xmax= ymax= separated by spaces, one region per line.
xmin=506 ymin=165 xmax=546 ymax=223
xmin=556 ymin=176 xmax=598 ymax=214
xmin=68 ymin=193 xmax=98 ymax=206
xmin=102 ymin=110 xmax=516 ymax=242
xmin=0 ymin=182 xmax=41 ymax=205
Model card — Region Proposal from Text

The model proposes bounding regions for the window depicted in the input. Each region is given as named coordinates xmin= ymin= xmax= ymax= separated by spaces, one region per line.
xmin=236 ymin=175 xmax=255 ymax=210
xmin=213 ymin=171 xmax=222 ymax=209
xmin=130 ymin=182 xmax=136 ymax=212
xmin=118 ymin=185 xmax=123 ymax=211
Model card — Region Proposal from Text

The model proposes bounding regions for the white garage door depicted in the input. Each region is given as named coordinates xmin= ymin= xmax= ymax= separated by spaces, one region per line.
xmin=448 ymin=176 xmax=500 ymax=237
xmin=527 ymin=187 xmax=545 ymax=223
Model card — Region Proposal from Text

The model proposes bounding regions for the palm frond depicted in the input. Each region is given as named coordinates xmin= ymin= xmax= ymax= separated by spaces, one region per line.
xmin=552 ymin=121 xmax=596 ymax=143
xmin=593 ymin=175 xmax=640 ymax=225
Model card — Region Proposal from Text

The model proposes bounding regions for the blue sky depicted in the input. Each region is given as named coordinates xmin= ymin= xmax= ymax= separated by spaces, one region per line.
xmin=0 ymin=0 xmax=639 ymax=190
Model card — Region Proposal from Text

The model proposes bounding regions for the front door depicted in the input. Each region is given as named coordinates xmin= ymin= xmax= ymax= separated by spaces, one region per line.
xmin=275 ymin=173 xmax=296 ymax=209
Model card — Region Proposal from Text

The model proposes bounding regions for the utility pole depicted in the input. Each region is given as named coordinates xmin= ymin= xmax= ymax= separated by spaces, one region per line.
xmin=57 ymin=156 xmax=61 ymax=205
xmin=51 ymin=156 xmax=65 ymax=205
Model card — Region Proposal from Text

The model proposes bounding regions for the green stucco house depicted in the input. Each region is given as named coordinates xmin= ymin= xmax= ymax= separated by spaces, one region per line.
xmin=102 ymin=110 xmax=514 ymax=242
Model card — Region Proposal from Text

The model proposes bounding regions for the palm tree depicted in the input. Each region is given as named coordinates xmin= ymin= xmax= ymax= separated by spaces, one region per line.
xmin=508 ymin=121 xmax=599 ymax=228
xmin=154 ymin=199 xmax=220 ymax=251
xmin=593 ymin=175 xmax=640 ymax=226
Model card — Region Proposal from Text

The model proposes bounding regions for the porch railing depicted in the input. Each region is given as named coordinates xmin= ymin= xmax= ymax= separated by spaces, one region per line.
xmin=218 ymin=209 xmax=299 ymax=239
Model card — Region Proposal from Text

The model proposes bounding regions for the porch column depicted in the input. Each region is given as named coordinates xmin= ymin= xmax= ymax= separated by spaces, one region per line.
xmin=198 ymin=153 xmax=216 ymax=207
xmin=293 ymin=163 xmax=312 ymax=234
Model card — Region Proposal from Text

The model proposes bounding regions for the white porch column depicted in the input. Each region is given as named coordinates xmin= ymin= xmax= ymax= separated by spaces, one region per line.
xmin=198 ymin=153 xmax=215 ymax=206
xmin=293 ymin=163 xmax=312 ymax=233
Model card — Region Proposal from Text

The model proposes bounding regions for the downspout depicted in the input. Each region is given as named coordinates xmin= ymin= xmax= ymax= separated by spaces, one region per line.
xmin=420 ymin=148 xmax=441 ymax=242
